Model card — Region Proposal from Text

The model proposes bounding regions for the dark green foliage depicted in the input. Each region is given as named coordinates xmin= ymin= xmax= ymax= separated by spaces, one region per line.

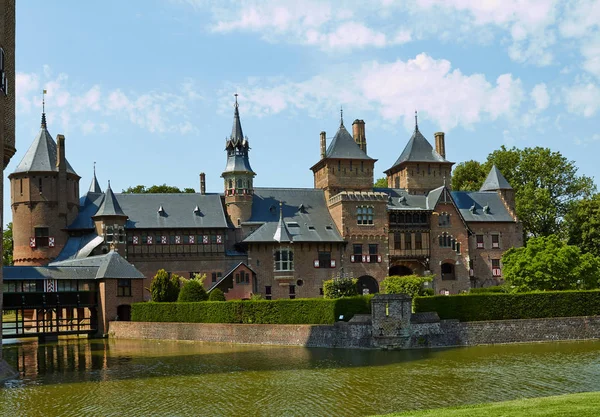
xmin=131 ymin=296 xmax=372 ymax=324
xmin=178 ymin=280 xmax=208 ymax=302
xmin=451 ymin=160 xmax=487 ymax=191
xmin=502 ymin=235 xmax=600 ymax=291
xmin=122 ymin=184 xmax=195 ymax=193
xmin=380 ymin=275 xmax=432 ymax=298
xmin=565 ymin=193 xmax=600 ymax=258
xmin=208 ymin=288 xmax=226 ymax=301
xmin=414 ymin=290 xmax=600 ymax=321
xmin=150 ymin=269 xmax=180 ymax=302
xmin=3 ymin=222 xmax=12 ymax=266
xmin=469 ymin=285 xmax=510 ymax=294
xmin=374 ymin=177 xmax=388 ymax=188
xmin=323 ymin=277 xmax=359 ymax=299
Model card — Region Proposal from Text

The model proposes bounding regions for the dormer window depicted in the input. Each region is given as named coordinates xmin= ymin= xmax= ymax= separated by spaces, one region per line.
xmin=357 ymin=205 xmax=374 ymax=225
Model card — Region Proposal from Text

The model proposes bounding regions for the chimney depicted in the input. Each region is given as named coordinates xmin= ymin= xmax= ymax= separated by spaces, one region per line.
xmin=200 ymin=172 xmax=206 ymax=195
xmin=352 ymin=119 xmax=367 ymax=153
xmin=320 ymin=131 xmax=326 ymax=159
xmin=434 ymin=132 xmax=446 ymax=159
xmin=56 ymin=134 xmax=67 ymax=216
xmin=56 ymin=134 xmax=66 ymax=169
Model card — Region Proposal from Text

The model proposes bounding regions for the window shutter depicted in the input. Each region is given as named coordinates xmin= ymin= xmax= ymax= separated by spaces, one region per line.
xmin=350 ymin=255 xmax=355 ymax=263
xmin=377 ymin=255 xmax=382 ymax=263
xmin=132 ymin=236 xmax=139 ymax=245
xmin=362 ymin=255 xmax=367 ymax=263
xmin=147 ymin=236 xmax=153 ymax=245
xmin=189 ymin=235 xmax=195 ymax=244
xmin=330 ymin=260 xmax=336 ymax=268
xmin=314 ymin=259 xmax=319 ymax=268
xmin=29 ymin=237 xmax=36 ymax=248
xmin=216 ymin=235 xmax=222 ymax=244
xmin=161 ymin=235 xmax=167 ymax=244
xmin=48 ymin=237 xmax=55 ymax=248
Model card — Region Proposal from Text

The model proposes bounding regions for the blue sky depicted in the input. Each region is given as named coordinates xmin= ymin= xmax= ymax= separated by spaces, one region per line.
xmin=6 ymin=0 xmax=600 ymax=222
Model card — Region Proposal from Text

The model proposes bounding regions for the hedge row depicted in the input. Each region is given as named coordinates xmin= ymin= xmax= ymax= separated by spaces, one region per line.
xmin=131 ymin=296 xmax=372 ymax=325
xmin=414 ymin=290 xmax=600 ymax=322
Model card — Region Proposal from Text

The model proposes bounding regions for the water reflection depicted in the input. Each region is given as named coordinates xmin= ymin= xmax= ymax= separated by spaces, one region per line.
xmin=1 ymin=338 xmax=600 ymax=417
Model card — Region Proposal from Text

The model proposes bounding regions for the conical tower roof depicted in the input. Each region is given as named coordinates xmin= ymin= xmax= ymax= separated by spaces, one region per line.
xmin=94 ymin=181 xmax=126 ymax=217
xmin=273 ymin=202 xmax=293 ymax=243
xmin=324 ymin=110 xmax=373 ymax=160
xmin=223 ymin=96 xmax=255 ymax=175
xmin=480 ymin=165 xmax=512 ymax=191
xmin=89 ymin=164 xmax=102 ymax=193
xmin=13 ymin=112 xmax=78 ymax=175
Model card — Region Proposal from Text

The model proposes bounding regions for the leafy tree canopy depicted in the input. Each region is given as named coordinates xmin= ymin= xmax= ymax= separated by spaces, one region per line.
xmin=323 ymin=277 xmax=359 ymax=299
xmin=150 ymin=269 xmax=181 ymax=302
xmin=208 ymin=288 xmax=226 ymax=301
xmin=565 ymin=193 xmax=600 ymax=258
xmin=3 ymin=222 xmax=12 ymax=266
xmin=380 ymin=275 xmax=433 ymax=298
xmin=122 ymin=184 xmax=195 ymax=194
xmin=374 ymin=177 xmax=388 ymax=188
xmin=452 ymin=146 xmax=596 ymax=238
xmin=502 ymin=235 xmax=600 ymax=291
xmin=178 ymin=279 xmax=208 ymax=302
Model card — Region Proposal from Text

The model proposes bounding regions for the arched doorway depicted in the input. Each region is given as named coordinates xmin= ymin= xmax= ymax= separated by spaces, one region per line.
xmin=389 ymin=265 xmax=413 ymax=277
xmin=357 ymin=275 xmax=379 ymax=295
xmin=116 ymin=305 xmax=131 ymax=321
xmin=441 ymin=262 xmax=455 ymax=280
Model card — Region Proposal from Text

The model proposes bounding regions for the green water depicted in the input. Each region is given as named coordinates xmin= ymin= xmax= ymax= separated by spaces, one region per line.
xmin=1 ymin=338 xmax=600 ymax=416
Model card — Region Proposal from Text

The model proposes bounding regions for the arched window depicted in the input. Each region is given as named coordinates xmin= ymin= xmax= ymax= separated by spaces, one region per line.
xmin=237 ymin=179 xmax=243 ymax=189
xmin=228 ymin=179 xmax=233 ymax=189
xmin=441 ymin=263 xmax=455 ymax=280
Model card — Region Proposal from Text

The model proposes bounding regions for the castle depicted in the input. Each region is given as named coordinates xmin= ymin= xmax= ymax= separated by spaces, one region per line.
xmin=9 ymin=98 xmax=523 ymax=300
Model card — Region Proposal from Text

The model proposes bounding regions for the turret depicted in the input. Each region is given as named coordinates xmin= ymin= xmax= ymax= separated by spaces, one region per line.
xmin=9 ymin=108 xmax=80 ymax=265
xmin=480 ymin=165 xmax=516 ymax=218
xmin=222 ymin=95 xmax=255 ymax=227
xmin=92 ymin=181 xmax=128 ymax=254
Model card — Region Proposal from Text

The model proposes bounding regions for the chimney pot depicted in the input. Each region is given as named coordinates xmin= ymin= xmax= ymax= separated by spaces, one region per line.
xmin=320 ymin=131 xmax=326 ymax=159
xmin=200 ymin=172 xmax=206 ymax=195
xmin=434 ymin=132 xmax=446 ymax=159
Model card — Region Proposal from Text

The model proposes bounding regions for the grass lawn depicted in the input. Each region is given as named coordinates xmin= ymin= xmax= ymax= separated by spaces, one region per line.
xmin=374 ymin=391 xmax=600 ymax=417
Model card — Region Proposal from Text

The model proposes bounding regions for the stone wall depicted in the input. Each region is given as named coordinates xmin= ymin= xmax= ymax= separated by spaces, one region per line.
xmin=109 ymin=321 xmax=373 ymax=349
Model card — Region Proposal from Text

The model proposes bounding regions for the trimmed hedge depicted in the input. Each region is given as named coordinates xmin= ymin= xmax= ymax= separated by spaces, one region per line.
xmin=414 ymin=290 xmax=600 ymax=322
xmin=469 ymin=286 xmax=509 ymax=294
xmin=132 ymin=296 xmax=372 ymax=325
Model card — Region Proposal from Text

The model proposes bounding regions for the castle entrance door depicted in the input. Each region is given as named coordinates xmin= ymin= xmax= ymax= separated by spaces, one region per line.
xmin=357 ymin=275 xmax=379 ymax=295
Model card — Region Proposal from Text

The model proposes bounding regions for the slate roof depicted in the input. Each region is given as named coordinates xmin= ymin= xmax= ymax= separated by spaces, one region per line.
xmin=452 ymin=191 xmax=516 ymax=222
xmin=480 ymin=165 xmax=512 ymax=191
xmin=223 ymin=101 xmax=255 ymax=174
xmin=385 ymin=127 xmax=450 ymax=174
xmin=243 ymin=188 xmax=343 ymax=243
xmin=54 ymin=234 xmax=104 ymax=262
xmin=12 ymin=118 xmax=78 ymax=175
xmin=273 ymin=203 xmax=293 ymax=243
xmin=4 ymin=251 xmax=144 ymax=280
xmin=89 ymin=169 xmax=102 ymax=193
xmin=374 ymin=188 xmax=429 ymax=210
xmin=94 ymin=182 xmax=126 ymax=217
xmin=325 ymin=122 xmax=373 ymax=160
xmin=69 ymin=192 xmax=230 ymax=230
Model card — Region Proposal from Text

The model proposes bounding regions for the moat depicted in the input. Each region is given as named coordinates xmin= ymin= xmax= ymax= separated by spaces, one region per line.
xmin=2 ymin=338 xmax=600 ymax=417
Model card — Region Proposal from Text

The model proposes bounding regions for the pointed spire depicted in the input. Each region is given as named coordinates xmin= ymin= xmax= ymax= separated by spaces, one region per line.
xmin=89 ymin=162 xmax=102 ymax=193
xmin=230 ymin=93 xmax=244 ymax=143
xmin=41 ymin=89 xmax=47 ymax=129
xmin=273 ymin=201 xmax=293 ymax=243
xmin=340 ymin=106 xmax=344 ymax=127
xmin=414 ymin=110 xmax=418 ymax=131
xmin=94 ymin=180 xmax=126 ymax=217
xmin=480 ymin=165 xmax=512 ymax=191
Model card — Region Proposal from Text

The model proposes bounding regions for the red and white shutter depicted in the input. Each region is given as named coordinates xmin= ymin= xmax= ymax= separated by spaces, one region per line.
xmin=48 ymin=237 xmax=55 ymax=248
xmin=492 ymin=268 xmax=502 ymax=277
xmin=377 ymin=255 xmax=382 ymax=263
xmin=147 ymin=236 xmax=153 ymax=245
xmin=350 ymin=255 xmax=355 ymax=263
xmin=189 ymin=235 xmax=195 ymax=244
xmin=362 ymin=255 xmax=367 ymax=263
xmin=29 ymin=237 xmax=36 ymax=248
xmin=203 ymin=235 xmax=209 ymax=244
xmin=175 ymin=236 xmax=181 ymax=244
xmin=314 ymin=259 xmax=320 ymax=268
xmin=133 ymin=236 xmax=139 ymax=245
xmin=216 ymin=235 xmax=223 ymax=244
xmin=45 ymin=279 xmax=56 ymax=293
xmin=161 ymin=235 xmax=167 ymax=244
xmin=330 ymin=260 xmax=336 ymax=268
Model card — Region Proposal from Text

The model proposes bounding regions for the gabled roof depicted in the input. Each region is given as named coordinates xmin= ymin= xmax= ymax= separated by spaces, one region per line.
xmin=12 ymin=117 xmax=78 ymax=175
xmin=4 ymin=251 xmax=144 ymax=281
xmin=243 ymin=188 xmax=343 ymax=243
xmin=480 ymin=165 xmax=512 ymax=191
xmin=273 ymin=203 xmax=293 ymax=243
xmin=94 ymin=182 xmax=126 ymax=217
xmin=452 ymin=191 xmax=516 ymax=222
xmin=325 ymin=122 xmax=373 ymax=160
xmin=207 ymin=261 xmax=256 ymax=293
xmin=385 ymin=127 xmax=450 ymax=174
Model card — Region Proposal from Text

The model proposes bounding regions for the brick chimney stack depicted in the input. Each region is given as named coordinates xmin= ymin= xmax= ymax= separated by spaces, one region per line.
xmin=320 ymin=131 xmax=326 ymax=159
xmin=200 ymin=172 xmax=206 ymax=195
xmin=352 ymin=119 xmax=366 ymax=153
xmin=56 ymin=134 xmax=67 ymax=216
xmin=434 ymin=132 xmax=446 ymax=159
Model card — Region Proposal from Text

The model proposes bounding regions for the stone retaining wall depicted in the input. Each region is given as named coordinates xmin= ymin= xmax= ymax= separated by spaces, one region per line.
xmin=109 ymin=315 xmax=600 ymax=350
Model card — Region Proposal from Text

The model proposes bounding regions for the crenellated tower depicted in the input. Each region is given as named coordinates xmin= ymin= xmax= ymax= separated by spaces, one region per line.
xmin=9 ymin=109 xmax=80 ymax=265
xmin=222 ymin=95 xmax=255 ymax=227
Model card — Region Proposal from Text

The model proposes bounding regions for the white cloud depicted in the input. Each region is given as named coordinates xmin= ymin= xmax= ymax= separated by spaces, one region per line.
xmin=531 ymin=83 xmax=550 ymax=111
xmin=564 ymin=81 xmax=600 ymax=116
xmin=15 ymin=72 xmax=40 ymax=113
xmin=228 ymin=53 xmax=526 ymax=131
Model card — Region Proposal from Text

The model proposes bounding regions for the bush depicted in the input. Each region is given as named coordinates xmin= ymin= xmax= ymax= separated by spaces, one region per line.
xmin=132 ymin=296 xmax=372 ymax=325
xmin=380 ymin=275 xmax=432 ymax=298
xmin=469 ymin=285 xmax=510 ymax=294
xmin=150 ymin=269 xmax=180 ymax=302
xmin=208 ymin=288 xmax=226 ymax=301
xmin=323 ymin=277 xmax=359 ymax=299
xmin=414 ymin=290 xmax=600 ymax=322
xmin=178 ymin=280 xmax=208 ymax=302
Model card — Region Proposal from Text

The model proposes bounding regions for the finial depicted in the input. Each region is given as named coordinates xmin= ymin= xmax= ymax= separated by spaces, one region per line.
xmin=93 ymin=161 xmax=96 ymax=174
xmin=340 ymin=106 xmax=344 ymax=126
xmin=108 ymin=180 xmax=111 ymax=189
xmin=234 ymin=93 xmax=239 ymax=108
xmin=41 ymin=89 xmax=47 ymax=129
xmin=415 ymin=110 xmax=418 ymax=131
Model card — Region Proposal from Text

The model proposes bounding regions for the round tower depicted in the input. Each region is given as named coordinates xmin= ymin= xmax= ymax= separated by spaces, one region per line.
xmin=222 ymin=95 xmax=255 ymax=227
xmin=9 ymin=111 xmax=80 ymax=265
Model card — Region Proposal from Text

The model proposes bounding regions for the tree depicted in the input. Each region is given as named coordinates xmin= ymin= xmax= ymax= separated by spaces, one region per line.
xmin=3 ymin=222 xmax=12 ymax=266
xmin=451 ymin=146 xmax=596 ymax=238
xmin=502 ymin=235 xmax=600 ymax=291
xmin=122 ymin=184 xmax=195 ymax=193
xmin=150 ymin=269 xmax=180 ymax=302
xmin=451 ymin=160 xmax=487 ymax=191
xmin=565 ymin=193 xmax=600 ymax=258
xmin=323 ymin=277 xmax=359 ymax=299
xmin=208 ymin=288 xmax=226 ymax=301
xmin=380 ymin=275 xmax=433 ymax=298
xmin=178 ymin=279 xmax=208 ymax=302
xmin=374 ymin=177 xmax=388 ymax=188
